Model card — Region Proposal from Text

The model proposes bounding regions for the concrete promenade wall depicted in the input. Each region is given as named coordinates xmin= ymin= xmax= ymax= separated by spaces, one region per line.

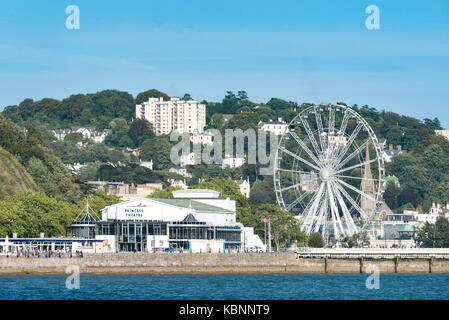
xmin=1 ymin=253 xmax=449 ymax=274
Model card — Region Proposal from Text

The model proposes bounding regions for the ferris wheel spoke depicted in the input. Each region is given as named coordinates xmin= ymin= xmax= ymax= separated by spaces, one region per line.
xmin=301 ymin=183 xmax=325 ymax=231
xmin=332 ymin=179 xmax=368 ymax=220
xmin=335 ymin=157 xmax=377 ymax=174
xmin=330 ymin=180 xmax=358 ymax=235
xmin=285 ymin=190 xmax=310 ymax=211
xmin=289 ymin=131 xmax=322 ymax=167
xmin=335 ymin=174 xmax=379 ymax=182
xmin=313 ymin=198 xmax=328 ymax=234
xmin=277 ymin=168 xmax=314 ymax=175
xmin=336 ymin=139 xmax=370 ymax=171
xmin=334 ymin=177 xmax=377 ymax=202
xmin=326 ymin=182 xmax=344 ymax=239
xmin=325 ymin=183 xmax=338 ymax=236
xmin=313 ymin=195 xmax=328 ymax=233
xmin=339 ymin=109 xmax=350 ymax=136
xmin=299 ymin=116 xmax=322 ymax=159
xmin=328 ymin=105 xmax=335 ymax=134
xmin=279 ymin=146 xmax=321 ymax=172
xmin=327 ymin=107 xmax=337 ymax=154
xmin=309 ymin=189 xmax=328 ymax=234
xmin=332 ymin=121 xmax=363 ymax=168
xmin=280 ymin=177 xmax=319 ymax=192
xmin=314 ymin=107 xmax=327 ymax=153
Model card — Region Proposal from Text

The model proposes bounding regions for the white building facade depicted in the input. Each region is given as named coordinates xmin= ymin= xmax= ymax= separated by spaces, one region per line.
xmin=136 ymin=97 xmax=206 ymax=135
xmin=92 ymin=189 xmax=263 ymax=252
xmin=222 ymin=155 xmax=245 ymax=169
xmin=436 ymin=130 xmax=449 ymax=141
xmin=258 ymin=118 xmax=289 ymax=136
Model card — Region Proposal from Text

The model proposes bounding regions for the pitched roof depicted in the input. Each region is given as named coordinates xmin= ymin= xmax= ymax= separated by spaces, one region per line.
xmin=78 ymin=213 xmax=96 ymax=223
xmin=173 ymin=189 xmax=219 ymax=194
xmin=151 ymin=198 xmax=233 ymax=213
xmin=259 ymin=120 xmax=287 ymax=125
xmin=183 ymin=213 xmax=198 ymax=223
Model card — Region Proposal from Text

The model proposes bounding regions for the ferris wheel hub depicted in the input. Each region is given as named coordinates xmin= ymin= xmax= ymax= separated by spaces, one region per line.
xmin=319 ymin=167 xmax=332 ymax=182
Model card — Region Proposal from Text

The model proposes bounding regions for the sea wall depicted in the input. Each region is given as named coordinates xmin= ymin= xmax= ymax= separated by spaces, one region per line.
xmin=0 ymin=253 xmax=449 ymax=274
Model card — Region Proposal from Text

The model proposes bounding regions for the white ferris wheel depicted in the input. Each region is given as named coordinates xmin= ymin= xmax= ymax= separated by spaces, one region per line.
xmin=273 ymin=104 xmax=386 ymax=241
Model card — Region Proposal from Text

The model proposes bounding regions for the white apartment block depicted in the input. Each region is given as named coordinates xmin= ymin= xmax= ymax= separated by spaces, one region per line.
xmin=136 ymin=97 xmax=206 ymax=135
xmin=436 ymin=130 xmax=449 ymax=141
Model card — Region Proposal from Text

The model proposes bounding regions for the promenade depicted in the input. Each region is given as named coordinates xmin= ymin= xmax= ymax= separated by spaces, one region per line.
xmin=1 ymin=251 xmax=449 ymax=274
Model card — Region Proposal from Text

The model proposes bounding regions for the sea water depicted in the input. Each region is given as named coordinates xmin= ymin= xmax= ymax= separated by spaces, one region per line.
xmin=1 ymin=273 xmax=448 ymax=300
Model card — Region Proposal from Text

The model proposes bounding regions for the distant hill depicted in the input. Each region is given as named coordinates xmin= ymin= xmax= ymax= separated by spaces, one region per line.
xmin=0 ymin=146 xmax=38 ymax=199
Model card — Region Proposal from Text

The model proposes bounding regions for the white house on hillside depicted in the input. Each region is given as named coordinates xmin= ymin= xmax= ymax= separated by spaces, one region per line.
xmin=258 ymin=118 xmax=289 ymax=136
xmin=222 ymin=155 xmax=245 ymax=169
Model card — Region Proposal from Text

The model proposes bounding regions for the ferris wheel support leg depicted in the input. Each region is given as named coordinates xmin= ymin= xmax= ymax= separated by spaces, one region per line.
xmin=302 ymin=184 xmax=325 ymax=235
xmin=331 ymin=180 xmax=358 ymax=236
xmin=326 ymin=182 xmax=344 ymax=239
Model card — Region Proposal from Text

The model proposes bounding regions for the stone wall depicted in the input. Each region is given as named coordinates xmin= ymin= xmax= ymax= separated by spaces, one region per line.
xmin=1 ymin=253 xmax=449 ymax=274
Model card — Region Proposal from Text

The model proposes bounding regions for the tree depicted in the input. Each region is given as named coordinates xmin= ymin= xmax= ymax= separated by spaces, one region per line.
xmin=135 ymin=89 xmax=170 ymax=104
xmin=395 ymin=165 xmax=430 ymax=200
xmin=225 ymin=91 xmax=236 ymax=99
xmin=182 ymin=93 xmax=192 ymax=101
xmin=341 ymin=232 xmax=370 ymax=248
xmin=237 ymin=90 xmax=248 ymax=100
xmin=398 ymin=188 xmax=420 ymax=207
xmin=266 ymin=98 xmax=294 ymax=111
xmin=308 ymin=232 xmax=325 ymax=248
xmin=108 ymin=149 xmax=125 ymax=163
xmin=129 ymin=119 xmax=154 ymax=146
xmin=429 ymin=181 xmax=449 ymax=204
xmin=386 ymin=124 xmax=402 ymax=147
xmin=78 ymin=162 xmax=102 ymax=180
xmin=105 ymin=118 xmax=134 ymax=148
xmin=140 ymin=136 xmax=172 ymax=170
xmin=423 ymin=117 xmax=442 ymax=131
xmin=249 ymin=178 xmax=276 ymax=205
xmin=398 ymin=202 xmax=415 ymax=213
xmin=0 ymin=191 xmax=79 ymax=237
xmin=64 ymin=132 xmax=84 ymax=144
xmin=148 ymin=186 xmax=182 ymax=198
xmin=384 ymin=183 xmax=401 ymax=209
xmin=76 ymin=190 xmax=120 ymax=218
xmin=255 ymin=204 xmax=303 ymax=251
xmin=416 ymin=216 xmax=449 ymax=248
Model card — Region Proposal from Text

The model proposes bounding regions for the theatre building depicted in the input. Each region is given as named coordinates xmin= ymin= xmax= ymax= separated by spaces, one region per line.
xmin=75 ymin=189 xmax=261 ymax=253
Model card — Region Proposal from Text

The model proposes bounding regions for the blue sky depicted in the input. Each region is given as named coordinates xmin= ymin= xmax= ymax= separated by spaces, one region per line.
xmin=1 ymin=0 xmax=449 ymax=126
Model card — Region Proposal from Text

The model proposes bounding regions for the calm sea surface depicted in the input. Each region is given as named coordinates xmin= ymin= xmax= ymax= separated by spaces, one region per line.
xmin=1 ymin=273 xmax=449 ymax=300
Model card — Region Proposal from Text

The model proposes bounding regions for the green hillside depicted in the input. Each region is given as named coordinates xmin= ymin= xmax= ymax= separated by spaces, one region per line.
xmin=0 ymin=146 xmax=38 ymax=199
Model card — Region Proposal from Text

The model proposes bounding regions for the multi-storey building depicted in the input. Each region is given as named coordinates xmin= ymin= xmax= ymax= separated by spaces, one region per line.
xmin=136 ymin=97 xmax=206 ymax=135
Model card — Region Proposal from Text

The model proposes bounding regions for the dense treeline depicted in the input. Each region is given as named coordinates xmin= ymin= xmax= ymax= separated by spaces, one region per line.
xmin=2 ymin=89 xmax=169 ymax=130
xmin=0 ymin=115 xmax=82 ymax=202
xmin=0 ymin=191 xmax=120 ymax=238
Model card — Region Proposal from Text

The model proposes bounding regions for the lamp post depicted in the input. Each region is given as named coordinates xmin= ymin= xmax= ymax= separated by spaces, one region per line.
xmin=261 ymin=218 xmax=271 ymax=252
